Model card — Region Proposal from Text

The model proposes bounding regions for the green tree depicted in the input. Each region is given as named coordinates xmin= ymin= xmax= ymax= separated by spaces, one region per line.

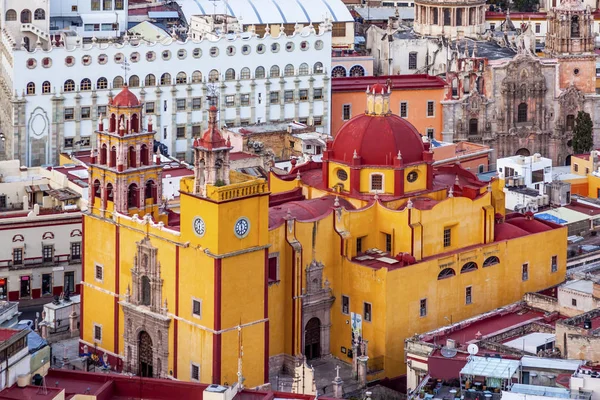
xmin=572 ymin=111 xmax=594 ymax=154
xmin=512 ymin=0 xmax=538 ymax=12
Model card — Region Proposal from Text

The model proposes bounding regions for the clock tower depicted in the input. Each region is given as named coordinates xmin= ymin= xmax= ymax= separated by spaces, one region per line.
xmin=179 ymin=105 xmax=270 ymax=385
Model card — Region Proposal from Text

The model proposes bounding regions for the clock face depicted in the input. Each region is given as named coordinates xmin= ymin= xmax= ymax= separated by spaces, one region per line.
xmin=192 ymin=216 xmax=206 ymax=237
xmin=234 ymin=217 xmax=251 ymax=239
xmin=407 ymin=171 xmax=418 ymax=183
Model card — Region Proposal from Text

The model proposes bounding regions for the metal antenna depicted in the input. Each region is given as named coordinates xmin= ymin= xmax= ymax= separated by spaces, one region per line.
xmin=121 ymin=57 xmax=131 ymax=83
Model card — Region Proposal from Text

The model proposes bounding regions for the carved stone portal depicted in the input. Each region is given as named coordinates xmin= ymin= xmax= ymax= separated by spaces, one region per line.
xmin=302 ymin=261 xmax=334 ymax=360
xmin=120 ymin=237 xmax=171 ymax=378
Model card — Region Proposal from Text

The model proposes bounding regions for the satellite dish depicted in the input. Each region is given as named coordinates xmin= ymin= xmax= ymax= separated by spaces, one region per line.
xmin=440 ymin=347 xmax=457 ymax=358
xmin=468 ymin=343 xmax=479 ymax=356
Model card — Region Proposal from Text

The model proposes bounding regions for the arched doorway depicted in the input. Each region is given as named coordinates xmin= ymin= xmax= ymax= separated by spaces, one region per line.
xmin=516 ymin=148 xmax=531 ymax=157
xmin=565 ymin=155 xmax=572 ymax=166
xmin=138 ymin=331 xmax=153 ymax=377
xmin=304 ymin=317 xmax=321 ymax=360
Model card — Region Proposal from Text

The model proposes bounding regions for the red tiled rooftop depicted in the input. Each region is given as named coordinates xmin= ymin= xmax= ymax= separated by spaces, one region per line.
xmin=268 ymin=195 xmax=354 ymax=229
xmin=331 ymin=74 xmax=446 ymax=92
xmin=230 ymin=152 xmax=259 ymax=161
xmin=0 ymin=329 xmax=20 ymax=341
xmin=0 ymin=385 xmax=62 ymax=400
xmin=162 ymin=166 xmax=193 ymax=178
xmin=423 ymin=307 xmax=547 ymax=346
xmin=566 ymin=200 xmax=600 ymax=216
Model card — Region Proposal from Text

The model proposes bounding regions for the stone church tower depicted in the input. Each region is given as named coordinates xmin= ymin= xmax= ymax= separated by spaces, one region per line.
xmin=546 ymin=0 xmax=596 ymax=93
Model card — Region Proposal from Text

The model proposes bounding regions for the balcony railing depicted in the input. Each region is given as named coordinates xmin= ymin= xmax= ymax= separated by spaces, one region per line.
xmin=0 ymin=254 xmax=79 ymax=270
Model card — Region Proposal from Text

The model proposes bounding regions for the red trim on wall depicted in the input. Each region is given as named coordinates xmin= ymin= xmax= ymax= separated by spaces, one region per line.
xmin=8 ymin=291 xmax=18 ymax=301
xmin=291 ymin=250 xmax=296 ymax=355
xmin=53 ymin=286 xmax=63 ymax=296
xmin=0 ymin=219 xmax=81 ymax=231
xmin=114 ymin=226 xmax=120 ymax=356
xmin=80 ymin=218 xmax=85 ymax=341
xmin=31 ymin=288 xmax=41 ymax=299
xmin=212 ymin=258 xmax=222 ymax=384
xmin=75 ymin=283 xmax=81 ymax=295
xmin=263 ymin=248 xmax=269 ymax=384
xmin=174 ymin=246 xmax=180 ymax=379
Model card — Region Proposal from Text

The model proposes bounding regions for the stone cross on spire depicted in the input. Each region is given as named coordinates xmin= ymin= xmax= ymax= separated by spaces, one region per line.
xmin=121 ymin=57 xmax=131 ymax=82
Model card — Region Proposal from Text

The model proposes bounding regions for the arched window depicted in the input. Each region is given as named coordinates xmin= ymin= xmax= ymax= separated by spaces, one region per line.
xmin=370 ymin=174 xmax=383 ymax=192
xmin=483 ymin=256 xmax=500 ymax=267
xmin=314 ymin=62 xmax=324 ymax=74
xmin=460 ymin=262 xmax=478 ymax=273
xmin=26 ymin=82 xmax=35 ymax=95
xmin=438 ymin=268 xmax=456 ymax=280
xmin=63 ymin=79 xmax=75 ymax=92
xmin=42 ymin=81 xmax=50 ymax=94
xmin=469 ymin=119 xmax=478 ymax=136
xmin=145 ymin=74 xmax=156 ymax=86
xmin=127 ymin=183 xmax=138 ymax=208
xmin=110 ymin=146 xmax=117 ymax=168
xmin=349 ymin=65 xmax=365 ymax=77
xmin=284 ymin=64 xmax=295 ymax=76
xmin=106 ymin=183 xmax=113 ymax=200
xmin=145 ymin=180 xmax=156 ymax=203
xmin=566 ymin=114 xmax=575 ymax=131
xmin=20 ymin=9 xmax=31 ymax=23
xmin=176 ymin=72 xmax=187 ymax=84
xmin=128 ymin=75 xmax=140 ymax=87
xmin=131 ymin=113 xmax=139 ymax=133
xmin=571 ymin=16 xmax=580 ymax=37
xmin=113 ymin=76 xmax=124 ymax=89
xmin=93 ymin=180 xmax=101 ymax=199
xmin=100 ymin=144 xmax=107 ymax=165
xmin=97 ymin=77 xmax=107 ymax=90
xmin=5 ymin=10 xmax=16 ymax=21
xmin=128 ymin=146 xmax=136 ymax=168
xmin=141 ymin=276 xmax=151 ymax=305
xmin=255 ymin=66 xmax=265 ymax=79
xmin=160 ymin=73 xmax=171 ymax=86
xmin=517 ymin=103 xmax=528 ymax=123
xmin=299 ymin=63 xmax=309 ymax=76
xmin=80 ymin=78 xmax=91 ymax=91
xmin=208 ymin=69 xmax=219 ymax=82
xmin=191 ymin=71 xmax=202 ymax=83
xmin=240 ymin=67 xmax=251 ymax=80
xmin=270 ymin=65 xmax=280 ymax=78
xmin=225 ymin=68 xmax=235 ymax=80
xmin=331 ymin=66 xmax=346 ymax=77
xmin=140 ymin=144 xmax=149 ymax=166
xmin=34 ymin=8 xmax=45 ymax=20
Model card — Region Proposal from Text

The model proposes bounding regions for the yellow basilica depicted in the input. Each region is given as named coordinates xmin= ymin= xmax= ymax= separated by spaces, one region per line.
xmin=80 ymin=83 xmax=567 ymax=387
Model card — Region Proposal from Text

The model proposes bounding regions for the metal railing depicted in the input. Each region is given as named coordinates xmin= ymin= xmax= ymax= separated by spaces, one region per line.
xmin=0 ymin=254 xmax=80 ymax=269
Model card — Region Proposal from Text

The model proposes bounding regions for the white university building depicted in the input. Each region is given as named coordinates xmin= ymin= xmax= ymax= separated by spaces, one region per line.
xmin=0 ymin=0 xmax=353 ymax=166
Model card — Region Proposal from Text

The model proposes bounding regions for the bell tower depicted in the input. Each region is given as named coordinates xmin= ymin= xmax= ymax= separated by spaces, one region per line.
xmin=546 ymin=0 xmax=596 ymax=92
xmin=192 ymin=106 xmax=233 ymax=197
xmin=89 ymin=85 xmax=163 ymax=220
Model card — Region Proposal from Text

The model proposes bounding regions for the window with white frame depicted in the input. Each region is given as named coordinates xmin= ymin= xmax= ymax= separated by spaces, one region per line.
xmin=95 ymin=264 xmax=103 ymax=282
xmin=370 ymin=174 xmax=383 ymax=192
xmin=94 ymin=323 xmax=102 ymax=342
xmin=191 ymin=363 xmax=200 ymax=381
xmin=400 ymin=102 xmax=408 ymax=118
xmin=192 ymin=298 xmax=202 ymax=318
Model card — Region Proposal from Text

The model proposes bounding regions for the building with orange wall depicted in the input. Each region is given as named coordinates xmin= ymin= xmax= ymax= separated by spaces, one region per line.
xmin=331 ymin=75 xmax=446 ymax=139
xmin=431 ymin=141 xmax=493 ymax=174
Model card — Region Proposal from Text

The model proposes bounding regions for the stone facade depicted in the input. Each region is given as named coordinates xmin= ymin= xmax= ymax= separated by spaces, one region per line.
xmin=120 ymin=238 xmax=171 ymax=378
xmin=413 ymin=0 xmax=487 ymax=39
xmin=302 ymin=260 xmax=334 ymax=358
xmin=442 ymin=9 xmax=600 ymax=166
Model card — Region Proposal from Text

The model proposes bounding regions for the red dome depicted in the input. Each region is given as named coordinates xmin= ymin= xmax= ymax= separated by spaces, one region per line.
xmin=112 ymin=84 xmax=140 ymax=107
xmin=331 ymin=114 xmax=425 ymax=165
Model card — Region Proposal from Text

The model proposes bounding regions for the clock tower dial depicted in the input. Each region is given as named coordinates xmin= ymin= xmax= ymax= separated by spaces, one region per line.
xmin=234 ymin=217 xmax=251 ymax=239
xmin=192 ymin=216 xmax=206 ymax=237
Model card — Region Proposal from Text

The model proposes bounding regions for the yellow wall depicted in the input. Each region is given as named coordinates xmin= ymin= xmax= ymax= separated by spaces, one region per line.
xmin=571 ymin=155 xmax=593 ymax=176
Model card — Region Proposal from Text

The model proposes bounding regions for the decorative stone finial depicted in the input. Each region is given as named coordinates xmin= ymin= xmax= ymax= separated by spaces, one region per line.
xmin=487 ymin=182 xmax=492 ymax=192
xmin=397 ymin=150 xmax=402 ymax=160
xmin=334 ymin=196 xmax=340 ymax=208
xmin=296 ymin=170 xmax=301 ymax=180
xmin=448 ymin=187 xmax=454 ymax=198
xmin=455 ymin=175 xmax=460 ymax=186
xmin=407 ymin=199 xmax=413 ymax=209
xmin=353 ymin=149 xmax=359 ymax=158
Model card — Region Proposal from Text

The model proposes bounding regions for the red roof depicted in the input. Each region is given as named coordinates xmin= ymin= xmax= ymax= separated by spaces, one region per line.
xmin=331 ymin=113 xmax=424 ymax=165
xmin=268 ymin=195 xmax=354 ymax=229
xmin=230 ymin=152 xmax=259 ymax=161
xmin=111 ymin=84 xmax=140 ymax=107
xmin=494 ymin=221 xmax=529 ymax=241
xmin=332 ymin=75 xmax=446 ymax=92
xmin=194 ymin=107 xmax=229 ymax=150
xmin=0 ymin=329 xmax=20 ymax=342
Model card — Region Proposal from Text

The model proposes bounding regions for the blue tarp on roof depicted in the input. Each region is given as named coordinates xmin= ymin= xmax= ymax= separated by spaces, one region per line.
xmin=535 ymin=213 xmax=568 ymax=225
xmin=354 ymin=36 xmax=365 ymax=44
xmin=14 ymin=324 xmax=47 ymax=353
xmin=148 ymin=11 xmax=179 ymax=19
